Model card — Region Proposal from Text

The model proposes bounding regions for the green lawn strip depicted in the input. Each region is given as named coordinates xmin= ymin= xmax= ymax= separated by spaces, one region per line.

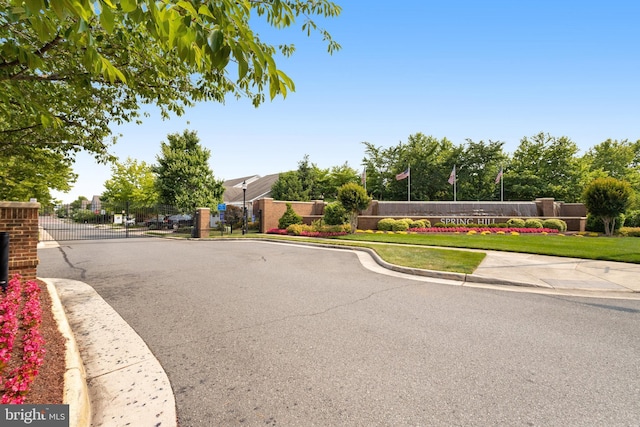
xmin=231 ymin=234 xmax=485 ymax=273
xmin=335 ymin=233 xmax=640 ymax=264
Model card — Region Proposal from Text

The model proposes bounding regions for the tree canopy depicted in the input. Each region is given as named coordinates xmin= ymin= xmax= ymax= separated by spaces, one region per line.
xmin=153 ymin=129 xmax=224 ymax=213
xmin=1 ymin=1 xmax=342 ymax=160
xmin=101 ymin=158 xmax=159 ymax=208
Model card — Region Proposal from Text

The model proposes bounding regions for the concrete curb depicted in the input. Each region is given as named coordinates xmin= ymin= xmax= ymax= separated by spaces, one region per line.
xmin=214 ymin=238 xmax=640 ymax=295
xmin=43 ymin=278 xmax=91 ymax=427
xmin=241 ymin=238 xmax=549 ymax=288
xmin=45 ymin=278 xmax=178 ymax=427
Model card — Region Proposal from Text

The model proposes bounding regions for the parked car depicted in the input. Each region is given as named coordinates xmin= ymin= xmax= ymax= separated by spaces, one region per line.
xmin=125 ymin=217 xmax=136 ymax=226
xmin=166 ymin=214 xmax=193 ymax=229
xmin=145 ymin=216 xmax=169 ymax=229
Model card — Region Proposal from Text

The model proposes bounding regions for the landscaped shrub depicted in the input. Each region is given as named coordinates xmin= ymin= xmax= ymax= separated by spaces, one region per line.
xmin=433 ymin=222 xmax=446 ymax=228
xmin=409 ymin=219 xmax=430 ymax=229
xmin=323 ymin=202 xmax=348 ymax=226
xmin=377 ymin=218 xmax=396 ymax=231
xmin=524 ymin=219 xmax=543 ymax=229
xmin=586 ymin=213 xmax=625 ymax=233
xmin=392 ymin=220 xmax=410 ymax=231
xmin=278 ymin=203 xmax=303 ymax=229
xmin=507 ymin=218 xmax=526 ymax=228
xmin=624 ymin=210 xmax=640 ymax=227
xmin=619 ymin=227 xmax=640 ymax=237
xmin=542 ymin=219 xmax=567 ymax=232
xmin=286 ymin=223 xmax=312 ymax=235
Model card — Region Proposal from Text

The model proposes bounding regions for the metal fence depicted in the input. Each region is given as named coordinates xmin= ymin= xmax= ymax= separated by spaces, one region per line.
xmin=39 ymin=203 xmax=191 ymax=241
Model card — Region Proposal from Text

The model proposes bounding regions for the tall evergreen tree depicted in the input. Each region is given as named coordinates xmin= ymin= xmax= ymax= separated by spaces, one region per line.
xmin=153 ymin=130 xmax=224 ymax=213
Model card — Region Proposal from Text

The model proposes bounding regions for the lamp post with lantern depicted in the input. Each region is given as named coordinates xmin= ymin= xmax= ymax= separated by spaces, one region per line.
xmin=242 ymin=181 xmax=247 ymax=235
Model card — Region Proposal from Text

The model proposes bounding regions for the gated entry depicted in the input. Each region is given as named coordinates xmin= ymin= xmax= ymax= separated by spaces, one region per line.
xmin=39 ymin=204 xmax=190 ymax=241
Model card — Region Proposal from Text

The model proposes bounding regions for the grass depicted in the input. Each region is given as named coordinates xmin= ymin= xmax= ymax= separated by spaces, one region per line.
xmin=335 ymin=232 xmax=640 ymax=264
xmin=181 ymin=227 xmax=640 ymax=274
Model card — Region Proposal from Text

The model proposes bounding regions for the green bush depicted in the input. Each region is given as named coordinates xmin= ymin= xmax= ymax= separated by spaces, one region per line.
xmin=391 ymin=220 xmax=410 ymax=231
xmin=323 ymin=202 xmax=348 ymax=226
xmin=507 ymin=218 xmax=526 ymax=228
xmin=586 ymin=213 xmax=625 ymax=233
xmin=619 ymin=227 xmax=640 ymax=237
xmin=542 ymin=219 xmax=567 ymax=232
xmin=433 ymin=222 xmax=446 ymax=228
xmin=286 ymin=223 xmax=312 ymax=235
xmin=409 ymin=219 xmax=430 ymax=229
xmin=624 ymin=210 xmax=640 ymax=227
xmin=377 ymin=218 xmax=396 ymax=231
xmin=278 ymin=203 xmax=303 ymax=229
xmin=524 ymin=219 xmax=543 ymax=229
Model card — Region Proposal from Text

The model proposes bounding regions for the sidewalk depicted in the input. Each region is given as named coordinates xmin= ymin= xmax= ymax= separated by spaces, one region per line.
xmin=42 ymin=240 xmax=640 ymax=426
xmin=473 ymin=250 xmax=640 ymax=293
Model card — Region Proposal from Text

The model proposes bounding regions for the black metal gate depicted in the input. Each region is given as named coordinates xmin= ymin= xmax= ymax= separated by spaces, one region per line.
xmin=39 ymin=203 xmax=191 ymax=241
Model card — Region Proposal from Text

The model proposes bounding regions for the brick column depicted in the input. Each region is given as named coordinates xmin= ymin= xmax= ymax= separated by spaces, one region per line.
xmin=194 ymin=207 xmax=210 ymax=238
xmin=0 ymin=202 xmax=40 ymax=280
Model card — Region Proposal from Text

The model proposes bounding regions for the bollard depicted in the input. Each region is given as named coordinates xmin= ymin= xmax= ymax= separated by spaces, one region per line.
xmin=0 ymin=232 xmax=8 ymax=292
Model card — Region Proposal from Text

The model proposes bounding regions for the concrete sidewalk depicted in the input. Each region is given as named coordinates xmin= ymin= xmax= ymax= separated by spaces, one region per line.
xmin=42 ymin=240 xmax=639 ymax=427
xmin=473 ymin=251 xmax=640 ymax=293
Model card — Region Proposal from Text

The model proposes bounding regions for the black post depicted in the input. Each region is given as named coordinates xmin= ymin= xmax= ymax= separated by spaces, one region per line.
xmin=0 ymin=232 xmax=9 ymax=292
xmin=242 ymin=181 xmax=247 ymax=235
xmin=125 ymin=201 xmax=130 ymax=238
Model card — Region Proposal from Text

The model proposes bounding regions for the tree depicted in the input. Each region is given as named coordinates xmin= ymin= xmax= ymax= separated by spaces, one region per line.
xmin=101 ymin=158 xmax=159 ymax=208
xmin=582 ymin=177 xmax=633 ymax=236
xmin=456 ymin=139 xmax=508 ymax=201
xmin=0 ymin=147 xmax=76 ymax=206
xmin=153 ymin=130 xmax=224 ymax=213
xmin=362 ymin=134 xmax=458 ymax=201
xmin=582 ymin=139 xmax=640 ymax=209
xmin=1 ymin=1 xmax=341 ymax=161
xmin=271 ymin=171 xmax=307 ymax=201
xmin=508 ymin=132 xmax=583 ymax=202
xmin=336 ymin=183 xmax=371 ymax=233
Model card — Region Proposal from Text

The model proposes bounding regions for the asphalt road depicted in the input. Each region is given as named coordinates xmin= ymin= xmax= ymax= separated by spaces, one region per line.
xmin=38 ymin=239 xmax=640 ymax=426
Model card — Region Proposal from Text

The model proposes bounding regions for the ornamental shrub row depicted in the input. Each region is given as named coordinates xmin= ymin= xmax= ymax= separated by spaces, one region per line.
xmin=376 ymin=218 xmax=431 ymax=231
xmin=379 ymin=217 xmax=567 ymax=232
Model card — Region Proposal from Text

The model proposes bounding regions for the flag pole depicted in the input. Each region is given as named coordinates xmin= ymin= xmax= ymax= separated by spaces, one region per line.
xmin=500 ymin=167 xmax=504 ymax=202
xmin=453 ymin=165 xmax=457 ymax=202
xmin=408 ymin=164 xmax=411 ymax=202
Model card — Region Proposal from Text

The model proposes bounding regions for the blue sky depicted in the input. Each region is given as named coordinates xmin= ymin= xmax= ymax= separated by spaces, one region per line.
xmin=54 ymin=1 xmax=640 ymax=203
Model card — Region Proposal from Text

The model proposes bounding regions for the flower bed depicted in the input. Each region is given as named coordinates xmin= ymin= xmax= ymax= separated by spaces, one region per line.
xmin=0 ymin=275 xmax=46 ymax=404
xmin=266 ymin=228 xmax=348 ymax=238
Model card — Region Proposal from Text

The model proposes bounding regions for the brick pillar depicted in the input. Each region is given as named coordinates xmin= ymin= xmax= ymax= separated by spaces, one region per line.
xmin=0 ymin=202 xmax=40 ymax=280
xmin=536 ymin=198 xmax=556 ymax=217
xmin=194 ymin=208 xmax=210 ymax=238
xmin=255 ymin=198 xmax=277 ymax=233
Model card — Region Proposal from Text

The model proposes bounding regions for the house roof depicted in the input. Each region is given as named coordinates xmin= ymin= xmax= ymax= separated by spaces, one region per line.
xmin=223 ymin=173 xmax=281 ymax=204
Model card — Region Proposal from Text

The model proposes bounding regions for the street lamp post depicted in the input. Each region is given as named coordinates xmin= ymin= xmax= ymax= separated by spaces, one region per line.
xmin=242 ymin=180 xmax=247 ymax=235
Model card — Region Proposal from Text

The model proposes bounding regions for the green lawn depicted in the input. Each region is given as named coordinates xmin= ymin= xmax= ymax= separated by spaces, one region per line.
xmin=200 ymin=229 xmax=639 ymax=274
xmin=335 ymin=232 xmax=640 ymax=263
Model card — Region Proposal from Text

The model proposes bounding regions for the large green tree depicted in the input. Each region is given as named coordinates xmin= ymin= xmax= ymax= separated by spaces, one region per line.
xmin=270 ymin=171 xmax=306 ymax=201
xmin=101 ymin=158 xmax=159 ymax=208
xmin=1 ymin=1 xmax=341 ymax=160
xmin=581 ymin=139 xmax=640 ymax=209
xmin=456 ymin=139 xmax=508 ymax=201
xmin=508 ymin=132 xmax=583 ymax=202
xmin=0 ymin=147 xmax=76 ymax=206
xmin=0 ymin=1 xmax=340 ymax=203
xmin=153 ymin=130 xmax=224 ymax=213
xmin=362 ymin=134 xmax=458 ymax=201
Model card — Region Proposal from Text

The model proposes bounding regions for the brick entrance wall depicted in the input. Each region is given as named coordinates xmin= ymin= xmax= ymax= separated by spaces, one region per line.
xmin=0 ymin=202 xmax=40 ymax=280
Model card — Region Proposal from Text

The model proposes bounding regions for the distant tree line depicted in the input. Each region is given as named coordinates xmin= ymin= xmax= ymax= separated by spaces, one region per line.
xmin=357 ymin=132 xmax=639 ymax=209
